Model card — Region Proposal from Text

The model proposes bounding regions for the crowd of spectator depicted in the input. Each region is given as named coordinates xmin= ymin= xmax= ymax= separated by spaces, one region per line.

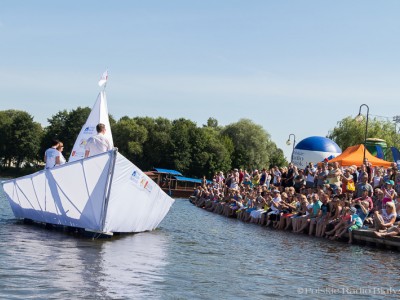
xmin=190 ymin=159 xmax=400 ymax=243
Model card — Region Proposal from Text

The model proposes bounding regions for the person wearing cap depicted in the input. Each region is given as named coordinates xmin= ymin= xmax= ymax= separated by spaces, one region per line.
xmin=382 ymin=180 xmax=396 ymax=201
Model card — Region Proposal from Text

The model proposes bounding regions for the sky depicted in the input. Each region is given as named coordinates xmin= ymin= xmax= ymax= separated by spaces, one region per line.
xmin=1 ymin=1 xmax=400 ymax=160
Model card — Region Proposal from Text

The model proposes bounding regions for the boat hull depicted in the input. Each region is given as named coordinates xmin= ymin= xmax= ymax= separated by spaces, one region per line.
xmin=2 ymin=149 xmax=174 ymax=234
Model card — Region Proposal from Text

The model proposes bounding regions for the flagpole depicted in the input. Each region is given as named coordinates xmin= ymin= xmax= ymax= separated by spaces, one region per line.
xmin=103 ymin=71 xmax=107 ymax=91
xmin=99 ymin=69 xmax=108 ymax=91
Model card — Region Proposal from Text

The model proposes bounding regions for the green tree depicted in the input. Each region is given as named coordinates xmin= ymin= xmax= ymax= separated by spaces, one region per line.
xmin=327 ymin=116 xmax=398 ymax=159
xmin=0 ymin=110 xmax=43 ymax=168
xmin=134 ymin=117 xmax=173 ymax=170
xmin=167 ymin=118 xmax=197 ymax=174
xmin=112 ymin=116 xmax=148 ymax=163
xmin=204 ymin=117 xmax=219 ymax=129
xmin=188 ymin=126 xmax=233 ymax=178
xmin=266 ymin=141 xmax=288 ymax=167
xmin=221 ymin=118 xmax=273 ymax=170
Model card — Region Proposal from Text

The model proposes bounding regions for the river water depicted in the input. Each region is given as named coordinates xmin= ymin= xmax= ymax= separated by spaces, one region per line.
xmin=1 ymin=183 xmax=400 ymax=299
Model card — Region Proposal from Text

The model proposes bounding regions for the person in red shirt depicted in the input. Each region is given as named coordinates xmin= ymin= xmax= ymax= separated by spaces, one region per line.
xmin=239 ymin=169 xmax=244 ymax=185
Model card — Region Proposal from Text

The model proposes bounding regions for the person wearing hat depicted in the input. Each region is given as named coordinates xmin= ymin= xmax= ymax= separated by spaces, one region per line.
xmin=382 ymin=180 xmax=396 ymax=202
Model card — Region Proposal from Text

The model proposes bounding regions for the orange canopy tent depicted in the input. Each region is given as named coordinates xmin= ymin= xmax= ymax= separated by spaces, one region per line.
xmin=328 ymin=144 xmax=392 ymax=167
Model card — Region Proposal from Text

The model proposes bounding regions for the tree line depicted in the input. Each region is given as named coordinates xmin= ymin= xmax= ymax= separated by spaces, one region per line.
xmin=327 ymin=116 xmax=400 ymax=161
xmin=1 ymin=108 xmax=398 ymax=178
xmin=0 ymin=108 xmax=287 ymax=178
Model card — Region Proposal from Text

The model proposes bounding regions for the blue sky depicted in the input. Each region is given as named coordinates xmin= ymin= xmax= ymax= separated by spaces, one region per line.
xmin=1 ymin=1 xmax=400 ymax=160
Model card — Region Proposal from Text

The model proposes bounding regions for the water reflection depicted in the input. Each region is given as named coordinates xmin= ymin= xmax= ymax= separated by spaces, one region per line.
xmin=98 ymin=232 xmax=169 ymax=299
xmin=0 ymin=185 xmax=170 ymax=299
xmin=0 ymin=224 xmax=170 ymax=299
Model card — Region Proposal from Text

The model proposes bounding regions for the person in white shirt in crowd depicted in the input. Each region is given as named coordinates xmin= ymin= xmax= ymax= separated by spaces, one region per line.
xmin=266 ymin=189 xmax=282 ymax=227
xmin=272 ymin=166 xmax=281 ymax=187
xmin=44 ymin=139 xmax=60 ymax=169
xmin=305 ymin=162 xmax=316 ymax=188
xmin=84 ymin=123 xmax=112 ymax=158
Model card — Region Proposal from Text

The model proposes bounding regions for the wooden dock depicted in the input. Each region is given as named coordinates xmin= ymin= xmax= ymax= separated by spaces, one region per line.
xmin=350 ymin=229 xmax=400 ymax=250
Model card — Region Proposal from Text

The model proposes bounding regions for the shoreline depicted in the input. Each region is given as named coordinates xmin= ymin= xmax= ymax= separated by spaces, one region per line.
xmin=189 ymin=196 xmax=400 ymax=251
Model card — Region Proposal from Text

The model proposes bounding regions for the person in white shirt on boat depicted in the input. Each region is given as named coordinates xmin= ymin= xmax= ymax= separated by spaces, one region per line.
xmin=44 ymin=139 xmax=60 ymax=169
xmin=56 ymin=141 xmax=66 ymax=165
xmin=84 ymin=123 xmax=112 ymax=158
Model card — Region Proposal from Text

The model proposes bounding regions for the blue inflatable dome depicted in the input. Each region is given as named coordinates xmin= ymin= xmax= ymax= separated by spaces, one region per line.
xmin=295 ymin=136 xmax=341 ymax=153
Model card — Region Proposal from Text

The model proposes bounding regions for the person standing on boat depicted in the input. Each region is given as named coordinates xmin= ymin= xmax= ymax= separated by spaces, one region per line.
xmin=84 ymin=123 xmax=112 ymax=157
xmin=56 ymin=141 xmax=66 ymax=165
xmin=44 ymin=139 xmax=60 ymax=169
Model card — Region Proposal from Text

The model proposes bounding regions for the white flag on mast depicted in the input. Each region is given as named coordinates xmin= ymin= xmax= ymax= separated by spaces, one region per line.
xmin=98 ymin=70 xmax=108 ymax=87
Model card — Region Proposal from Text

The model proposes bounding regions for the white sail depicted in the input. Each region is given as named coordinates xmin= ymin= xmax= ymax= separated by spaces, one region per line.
xmin=69 ymin=91 xmax=114 ymax=162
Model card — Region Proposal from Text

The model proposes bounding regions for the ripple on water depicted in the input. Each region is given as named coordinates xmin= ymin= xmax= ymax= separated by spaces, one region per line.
xmin=2 ymin=192 xmax=400 ymax=299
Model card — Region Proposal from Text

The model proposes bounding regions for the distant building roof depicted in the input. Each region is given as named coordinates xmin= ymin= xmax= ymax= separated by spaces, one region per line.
xmin=153 ymin=168 xmax=183 ymax=176
xmin=174 ymin=176 xmax=203 ymax=184
xmin=174 ymin=176 xmax=212 ymax=184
